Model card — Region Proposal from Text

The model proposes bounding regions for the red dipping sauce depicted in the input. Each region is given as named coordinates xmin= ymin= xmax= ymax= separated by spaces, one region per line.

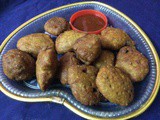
xmin=73 ymin=14 xmax=105 ymax=32
xmin=70 ymin=9 xmax=108 ymax=34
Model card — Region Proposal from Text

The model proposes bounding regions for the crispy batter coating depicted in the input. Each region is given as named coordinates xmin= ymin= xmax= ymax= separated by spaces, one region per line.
xmin=73 ymin=34 xmax=101 ymax=65
xmin=96 ymin=66 xmax=134 ymax=106
xmin=55 ymin=30 xmax=86 ymax=54
xmin=116 ymin=46 xmax=149 ymax=82
xmin=58 ymin=52 xmax=80 ymax=85
xmin=126 ymin=38 xmax=136 ymax=48
xmin=44 ymin=17 xmax=70 ymax=36
xmin=2 ymin=49 xmax=35 ymax=81
xmin=100 ymin=27 xmax=135 ymax=50
xmin=68 ymin=65 xmax=101 ymax=105
xmin=17 ymin=33 xmax=54 ymax=58
xmin=93 ymin=50 xmax=115 ymax=69
xmin=36 ymin=49 xmax=58 ymax=91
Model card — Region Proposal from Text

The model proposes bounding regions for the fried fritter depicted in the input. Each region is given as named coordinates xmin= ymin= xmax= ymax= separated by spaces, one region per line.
xmin=58 ymin=52 xmax=80 ymax=85
xmin=68 ymin=65 xmax=101 ymax=105
xmin=55 ymin=30 xmax=86 ymax=54
xmin=73 ymin=34 xmax=101 ymax=65
xmin=17 ymin=33 xmax=54 ymax=58
xmin=116 ymin=46 xmax=149 ymax=82
xmin=44 ymin=17 xmax=70 ymax=36
xmin=36 ymin=49 xmax=58 ymax=91
xmin=100 ymin=27 xmax=135 ymax=50
xmin=2 ymin=49 xmax=35 ymax=81
xmin=93 ymin=50 xmax=115 ymax=69
xmin=96 ymin=66 xmax=134 ymax=106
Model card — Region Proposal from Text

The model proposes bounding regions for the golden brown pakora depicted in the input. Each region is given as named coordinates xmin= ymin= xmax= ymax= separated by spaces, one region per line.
xmin=36 ymin=48 xmax=58 ymax=91
xmin=100 ymin=27 xmax=135 ymax=50
xmin=73 ymin=34 xmax=101 ymax=65
xmin=55 ymin=30 xmax=86 ymax=54
xmin=68 ymin=65 xmax=101 ymax=105
xmin=2 ymin=49 xmax=35 ymax=81
xmin=96 ymin=66 xmax=134 ymax=106
xmin=115 ymin=46 xmax=149 ymax=82
xmin=58 ymin=52 xmax=80 ymax=85
xmin=17 ymin=33 xmax=54 ymax=58
xmin=44 ymin=17 xmax=70 ymax=36
xmin=93 ymin=50 xmax=115 ymax=69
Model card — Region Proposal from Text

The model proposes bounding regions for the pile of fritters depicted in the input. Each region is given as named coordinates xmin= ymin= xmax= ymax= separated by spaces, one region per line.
xmin=3 ymin=33 xmax=58 ymax=91
xmin=2 ymin=17 xmax=149 ymax=106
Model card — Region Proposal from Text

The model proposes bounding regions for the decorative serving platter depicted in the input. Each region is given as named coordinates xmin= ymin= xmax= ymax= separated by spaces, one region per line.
xmin=0 ymin=1 xmax=159 ymax=120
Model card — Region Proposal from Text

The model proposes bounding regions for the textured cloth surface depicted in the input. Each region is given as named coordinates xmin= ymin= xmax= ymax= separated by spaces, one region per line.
xmin=0 ymin=0 xmax=160 ymax=120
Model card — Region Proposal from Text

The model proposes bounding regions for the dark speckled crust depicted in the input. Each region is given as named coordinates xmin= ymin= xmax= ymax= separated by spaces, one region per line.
xmin=68 ymin=65 xmax=101 ymax=106
xmin=93 ymin=50 xmax=115 ymax=69
xmin=2 ymin=49 xmax=35 ymax=81
xmin=73 ymin=34 xmax=101 ymax=65
xmin=36 ymin=49 xmax=58 ymax=91
xmin=17 ymin=33 xmax=54 ymax=58
xmin=44 ymin=17 xmax=70 ymax=36
xmin=116 ymin=46 xmax=149 ymax=82
xmin=100 ymin=27 xmax=135 ymax=50
xmin=96 ymin=66 xmax=134 ymax=106
xmin=58 ymin=52 xmax=80 ymax=85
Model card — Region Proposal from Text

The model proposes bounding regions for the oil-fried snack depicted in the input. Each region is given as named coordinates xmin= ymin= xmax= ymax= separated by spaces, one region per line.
xmin=93 ymin=50 xmax=115 ymax=69
xmin=17 ymin=33 xmax=54 ymax=58
xmin=68 ymin=65 xmax=101 ymax=105
xmin=115 ymin=46 xmax=149 ymax=82
xmin=2 ymin=49 xmax=35 ymax=81
xmin=100 ymin=27 xmax=135 ymax=50
xmin=55 ymin=30 xmax=86 ymax=54
xmin=44 ymin=17 xmax=70 ymax=36
xmin=73 ymin=34 xmax=101 ymax=65
xmin=126 ymin=38 xmax=136 ymax=48
xmin=36 ymin=49 xmax=58 ymax=91
xmin=58 ymin=52 xmax=80 ymax=85
xmin=96 ymin=66 xmax=134 ymax=106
